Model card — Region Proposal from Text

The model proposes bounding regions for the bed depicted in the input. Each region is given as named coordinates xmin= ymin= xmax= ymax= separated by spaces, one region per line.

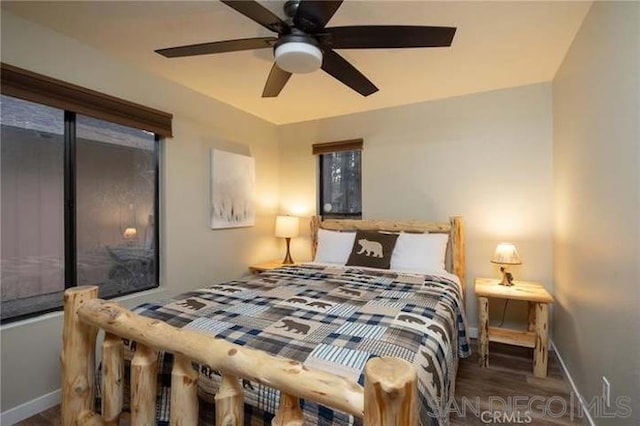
xmin=61 ymin=216 xmax=469 ymax=426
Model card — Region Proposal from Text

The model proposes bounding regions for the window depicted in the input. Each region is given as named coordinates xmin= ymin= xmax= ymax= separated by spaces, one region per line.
xmin=0 ymin=95 xmax=160 ymax=321
xmin=0 ymin=65 xmax=170 ymax=322
xmin=314 ymin=139 xmax=363 ymax=218
xmin=75 ymin=115 xmax=158 ymax=299
xmin=1 ymin=97 xmax=65 ymax=319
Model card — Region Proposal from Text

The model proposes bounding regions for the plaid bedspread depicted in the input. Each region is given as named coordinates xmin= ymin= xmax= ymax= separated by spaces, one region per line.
xmin=119 ymin=264 xmax=470 ymax=425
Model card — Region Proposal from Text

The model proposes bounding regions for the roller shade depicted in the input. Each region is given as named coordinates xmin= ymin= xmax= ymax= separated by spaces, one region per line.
xmin=312 ymin=138 xmax=363 ymax=155
xmin=1 ymin=63 xmax=173 ymax=137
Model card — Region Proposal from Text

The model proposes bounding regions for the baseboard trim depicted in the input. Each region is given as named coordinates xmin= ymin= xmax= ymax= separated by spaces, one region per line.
xmin=550 ymin=340 xmax=595 ymax=426
xmin=0 ymin=388 xmax=61 ymax=425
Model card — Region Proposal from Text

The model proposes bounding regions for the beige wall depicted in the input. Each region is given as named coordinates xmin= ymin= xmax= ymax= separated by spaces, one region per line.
xmin=278 ymin=83 xmax=554 ymax=328
xmin=0 ymin=11 xmax=280 ymax=413
xmin=552 ymin=1 xmax=640 ymax=423
xmin=4 ymin=2 xmax=638 ymax=421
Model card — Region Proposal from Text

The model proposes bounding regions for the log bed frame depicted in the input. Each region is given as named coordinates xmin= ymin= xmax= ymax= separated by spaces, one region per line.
xmin=61 ymin=216 xmax=464 ymax=426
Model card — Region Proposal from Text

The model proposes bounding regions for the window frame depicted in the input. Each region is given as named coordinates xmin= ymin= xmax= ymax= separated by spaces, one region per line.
xmin=318 ymin=151 xmax=362 ymax=219
xmin=1 ymin=98 xmax=162 ymax=324
xmin=0 ymin=64 xmax=169 ymax=323
xmin=64 ymin=116 xmax=161 ymax=295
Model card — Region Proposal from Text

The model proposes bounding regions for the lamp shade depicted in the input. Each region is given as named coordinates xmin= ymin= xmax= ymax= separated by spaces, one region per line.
xmin=275 ymin=216 xmax=299 ymax=238
xmin=123 ymin=227 xmax=137 ymax=239
xmin=491 ymin=243 xmax=522 ymax=265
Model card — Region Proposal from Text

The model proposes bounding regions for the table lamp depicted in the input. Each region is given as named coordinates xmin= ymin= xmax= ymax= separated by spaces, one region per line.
xmin=123 ymin=227 xmax=137 ymax=245
xmin=275 ymin=215 xmax=299 ymax=264
xmin=491 ymin=243 xmax=522 ymax=286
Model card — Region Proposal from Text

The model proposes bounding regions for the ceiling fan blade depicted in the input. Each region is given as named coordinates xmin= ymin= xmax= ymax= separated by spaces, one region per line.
xmin=294 ymin=0 xmax=343 ymax=33
xmin=324 ymin=25 xmax=456 ymax=49
xmin=220 ymin=0 xmax=289 ymax=34
xmin=156 ymin=37 xmax=277 ymax=58
xmin=321 ymin=49 xmax=378 ymax=97
xmin=262 ymin=63 xmax=292 ymax=98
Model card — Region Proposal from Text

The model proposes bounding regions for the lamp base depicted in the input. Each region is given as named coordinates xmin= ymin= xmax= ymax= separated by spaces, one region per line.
xmin=281 ymin=237 xmax=295 ymax=265
xmin=499 ymin=266 xmax=515 ymax=286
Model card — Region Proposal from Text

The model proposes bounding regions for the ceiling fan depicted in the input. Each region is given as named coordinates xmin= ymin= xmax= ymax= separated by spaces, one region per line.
xmin=155 ymin=0 xmax=456 ymax=98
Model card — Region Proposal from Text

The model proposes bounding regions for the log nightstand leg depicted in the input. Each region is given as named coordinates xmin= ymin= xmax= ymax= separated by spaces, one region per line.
xmin=533 ymin=302 xmax=549 ymax=378
xmin=527 ymin=302 xmax=536 ymax=332
xmin=478 ymin=296 xmax=489 ymax=367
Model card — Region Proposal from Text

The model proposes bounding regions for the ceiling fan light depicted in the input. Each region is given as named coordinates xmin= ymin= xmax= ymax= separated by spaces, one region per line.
xmin=274 ymin=42 xmax=322 ymax=74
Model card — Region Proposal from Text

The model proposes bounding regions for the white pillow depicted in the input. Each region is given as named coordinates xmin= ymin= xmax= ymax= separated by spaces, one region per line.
xmin=314 ymin=228 xmax=356 ymax=265
xmin=390 ymin=232 xmax=449 ymax=273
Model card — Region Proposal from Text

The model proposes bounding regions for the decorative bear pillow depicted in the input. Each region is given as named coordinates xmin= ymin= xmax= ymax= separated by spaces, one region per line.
xmin=346 ymin=230 xmax=399 ymax=269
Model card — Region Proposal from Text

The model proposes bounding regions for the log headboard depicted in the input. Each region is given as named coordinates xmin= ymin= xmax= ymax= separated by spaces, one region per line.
xmin=309 ymin=216 xmax=466 ymax=300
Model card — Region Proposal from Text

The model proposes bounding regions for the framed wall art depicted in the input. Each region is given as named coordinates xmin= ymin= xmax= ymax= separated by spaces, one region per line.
xmin=210 ymin=149 xmax=255 ymax=229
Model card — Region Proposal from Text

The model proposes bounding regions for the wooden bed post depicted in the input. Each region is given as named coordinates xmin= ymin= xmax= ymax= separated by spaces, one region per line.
xmin=131 ymin=344 xmax=158 ymax=425
xmin=171 ymin=354 xmax=199 ymax=425
xmin=102 ymin=333 xmax=124 ymax=425
xmin=61 ymin=286 xmax=99 ymax=426
xmin=273 ymin=393 xmax=304 ymax=426
xmin=215 ymin=374 xmax=244 ymax=426
xmin=450 ymin=216 xmax=465 ymax=302
xmin=77 ymin=410 xmax=107 ymax=425
xmin=363 ymin=357 xmax=418 ymax=426
xmin=310 ymin=215 xmax=321 ymax=259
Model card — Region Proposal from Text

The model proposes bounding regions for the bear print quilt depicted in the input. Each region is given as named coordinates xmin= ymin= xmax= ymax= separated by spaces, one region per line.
xmin=119 ymin=264 xmax=470 ymax=426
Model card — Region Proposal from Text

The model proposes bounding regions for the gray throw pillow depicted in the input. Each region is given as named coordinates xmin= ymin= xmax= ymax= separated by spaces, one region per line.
xmin=346 ymin=230 xmax=399 ymax=269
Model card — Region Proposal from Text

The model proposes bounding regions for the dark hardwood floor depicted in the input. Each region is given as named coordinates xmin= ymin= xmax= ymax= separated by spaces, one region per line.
xmin=451 ymin=340 xmax=585 ymax=425
xmin=17 ymin=340 xmax=585 ymax=425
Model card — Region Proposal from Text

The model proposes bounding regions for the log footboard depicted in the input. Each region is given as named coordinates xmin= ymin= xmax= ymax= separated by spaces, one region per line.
xmin=61 ymin=286 xmax=418 ymax=426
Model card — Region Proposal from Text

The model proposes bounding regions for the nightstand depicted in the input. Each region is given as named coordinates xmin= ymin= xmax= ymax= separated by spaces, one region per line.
xmin=475 ymin=277 xmax=554 ymax=378
xmin=248 ymin=260 xmax=295 ymax=274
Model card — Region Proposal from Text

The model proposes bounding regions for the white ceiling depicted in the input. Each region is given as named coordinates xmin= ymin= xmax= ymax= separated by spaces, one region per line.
xmin=2 ymin=1 xmax=591 ymax=125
